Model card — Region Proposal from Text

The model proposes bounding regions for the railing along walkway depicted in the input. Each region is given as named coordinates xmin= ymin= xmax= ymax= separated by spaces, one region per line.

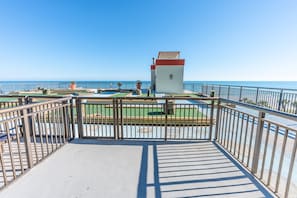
xmin=1 ymin=95 xmax=296 ymax=197
xmin=201 ymin=84 xmax=297 ymax=115
xmin=0 ymin=97 xmax=73 ymax=189
xmin=0 ymin=137 xmax=60 ymax=188
xmin=0 ymin=140 xmax=274 ymax=198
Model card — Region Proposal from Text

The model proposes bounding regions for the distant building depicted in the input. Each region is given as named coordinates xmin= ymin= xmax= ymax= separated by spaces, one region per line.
xmin=150 ymin=64 xmax=156 ymax=90
xmin=150 ymin=51 xmax=185 ymax=93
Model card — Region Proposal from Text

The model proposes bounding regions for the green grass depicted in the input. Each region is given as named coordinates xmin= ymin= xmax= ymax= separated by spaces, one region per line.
xmin=112 ymin=93 xmax=130 ymax=97
xmin=169 ymin=93 xmax=199 ymax=98
xmin=121 ymin=107 xmax=202 ymax=118
xmin=0 ymin=98 xmax=18 ymax=102
xmin=83 ymin=104 xmax=203 ymax=118
xmin=112 ymin=93 xmax=150 ymax=97
xmin=10 ymin=93 xmax=63 ymax=97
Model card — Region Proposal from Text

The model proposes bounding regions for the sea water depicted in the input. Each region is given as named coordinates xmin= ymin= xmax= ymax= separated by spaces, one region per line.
xmin=0 ymin=81 xmax=297 ymax=94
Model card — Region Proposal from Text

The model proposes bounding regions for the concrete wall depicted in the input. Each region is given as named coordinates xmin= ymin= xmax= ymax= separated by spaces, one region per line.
xmin=155 ymin=66 xmax=184 ymax=93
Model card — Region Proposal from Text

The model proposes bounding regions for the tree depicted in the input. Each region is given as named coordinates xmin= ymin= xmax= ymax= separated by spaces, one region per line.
xmin=136 ymin=80 xmax=142 ymax=95
xmin=136 ymin=80 xmax=142 ymax=89
xmin=117 ymin=82 xmax=122 ymax=90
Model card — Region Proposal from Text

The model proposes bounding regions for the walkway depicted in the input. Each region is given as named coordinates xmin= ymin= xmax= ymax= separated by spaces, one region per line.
xmin=0 ymin=140 xmax=274 ymax=198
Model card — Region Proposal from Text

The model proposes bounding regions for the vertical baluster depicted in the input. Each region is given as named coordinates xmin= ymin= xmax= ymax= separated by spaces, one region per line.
xmin=267 ymin=125 xmax=279 ymax=186
xmin=275 ymin=129 xmax=289 ymax=193
xmin=284 ymin=130 xmax=297 ymax=198
xmin=260 ymin=122 xmax=271 ymax=179
xmin=4 ymin=122 xmax=17 ymax=179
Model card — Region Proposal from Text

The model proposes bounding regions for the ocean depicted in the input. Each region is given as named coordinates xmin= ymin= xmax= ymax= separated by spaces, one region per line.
xmin=0 ymin=81 xmax=297 ymax=94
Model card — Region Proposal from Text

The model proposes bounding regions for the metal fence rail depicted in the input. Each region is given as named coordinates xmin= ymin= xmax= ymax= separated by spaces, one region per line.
xmin=0 ymin=97 xmax=73 ymax=189
xmin=76 ymin=97 xmax=216 ymax=140
xmin=202 ymin=84 xmax=297 ymax=115
xmin=0 ymin=95 xmax=67 ymax=109
xmin=216 ymin=99 xmax=297 ymax=198
xmin=1 ymin=95 xmax=297 ymax=197
xmin=0 ymin=96 xmax=24 ymax=110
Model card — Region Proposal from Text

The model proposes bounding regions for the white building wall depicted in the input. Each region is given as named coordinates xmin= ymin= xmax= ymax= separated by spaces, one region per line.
xmin=155 ymin=66 xmax=184 ymax=93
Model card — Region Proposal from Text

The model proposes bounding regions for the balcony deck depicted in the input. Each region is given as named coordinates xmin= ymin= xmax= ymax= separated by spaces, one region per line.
xmin=0 ymin=139 xmax=274 ymax=198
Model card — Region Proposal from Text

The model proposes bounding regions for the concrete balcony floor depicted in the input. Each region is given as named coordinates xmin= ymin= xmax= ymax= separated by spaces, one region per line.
xmin=0 ymin=139 xmax=274 ymax=198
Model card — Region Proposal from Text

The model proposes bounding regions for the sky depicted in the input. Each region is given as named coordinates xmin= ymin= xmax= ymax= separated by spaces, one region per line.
xmin=0 ymin=0 xmax=296 ymax=81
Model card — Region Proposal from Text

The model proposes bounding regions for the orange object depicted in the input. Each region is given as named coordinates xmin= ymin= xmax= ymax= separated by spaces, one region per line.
xmin=70 ymin=82 xmax=76 ymax=90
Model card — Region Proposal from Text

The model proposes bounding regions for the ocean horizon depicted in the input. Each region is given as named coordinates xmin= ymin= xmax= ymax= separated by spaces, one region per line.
xmin=0 ymin=80 xmax=297 ymax=94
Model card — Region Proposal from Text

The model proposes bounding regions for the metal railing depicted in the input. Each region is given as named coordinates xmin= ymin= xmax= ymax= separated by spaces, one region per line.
xmin=0 ymin=96 xmax=24 ymax=110
xmin=0 ymin=95 xmax=67 ymax=109
xmin=201 ymin=84 xmax=297 ymax=115
xmin=216 ymin=98 xmax=297 ymax=198
xmin=1 ymin=95 xmax=297 ymax=197
xmin=75 ymin=97 xmax=216 ymax=140
xmin=0 ymin=97 xmax=73 ymax=189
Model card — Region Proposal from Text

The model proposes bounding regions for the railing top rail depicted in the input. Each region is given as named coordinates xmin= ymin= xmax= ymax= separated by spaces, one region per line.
xmin=220 ymin=104 xmax=257 ymax=118
xmin=76 ymin=96 xmax=219 ymax=100
xmin=0 ymin=95 xmax=218 ymax=101
xmin=263 ymin=118 xmax=297 ymax=134
xmin=2 ymin=93 xmax=297 ymax=123
xmin=0 ymin=95 xmax=26 ymax=98
xmin=0 ymin=95 xmax=65 ymax=99
xmin=0 ymin=97 xmax=71 ymax=114
xmin=221 ymin=98 xmax=297 ymax=122
xmin=205 ymin=84 xmax=297 ymax=92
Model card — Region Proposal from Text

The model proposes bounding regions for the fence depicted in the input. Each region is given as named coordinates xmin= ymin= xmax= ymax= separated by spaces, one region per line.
xmin=76 ymin=97 xmax=216 ymax=140
xmin=1 ymin=95 xmax=297 ymax=197
xmin=201 ymin=84 xmax=297 ymax=115
xmin=216 ymin=98 xmax=297 ymax=198
xmin=0 ymin=97 xmax=73 ymax=189
xmin=0 ymin=96 xmax=23 ymax=110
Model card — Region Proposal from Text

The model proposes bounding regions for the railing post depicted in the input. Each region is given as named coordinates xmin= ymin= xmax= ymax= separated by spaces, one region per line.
xmin=255 ymin=88 xmax=259 ymax=104
xmin=62 ymin=100 xmax=70 ymax=141
xmin=239 ymin=86 xmax=243 ymax=101
xmin=209 ymin=91 xmax=215 ymax=140
xmin=251 ymin=111 xmax=265 ymax=174
xmin=201 ymin=85 xmax=204 ymax=94
xmin=112 ymin=98 xmax=119 ymax=140
xmin=70 ymin=98 xmax=75 ymax=139
xmin=76 ymin=98 xmax=84 ymax=138
xmin=18 ymin=97 xmax=24 ymax=106
xmin=278 ymin=89 xmax=284 ymax=111
xmin=116 ymin=98 xmax=120 ymax=139
xmin=119 ymin=99 xmax=123 ymax=139
xmin=164 ymin=98 xmax=168 ymax=141
xmin=22 ymin=107 xmax=34 ymax=168
xmin=201 ymin=85 xmax=204 ymax=95
xmin=227 ymin=86 xmax=231 ymax=99
xmin=25 ymin=96 xmax=34 ymax=136
xmin=214 ymin=99 xmax=221 ymax=141
xmin=17 ymin=96 xmax=26 ymax=137
xmin=218 ymin=85 xmax=221 ymax=97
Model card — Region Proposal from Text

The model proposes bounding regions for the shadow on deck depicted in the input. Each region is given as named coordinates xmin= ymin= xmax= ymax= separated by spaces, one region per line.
xmin=0 ymin=140 xmax=274 ymax=198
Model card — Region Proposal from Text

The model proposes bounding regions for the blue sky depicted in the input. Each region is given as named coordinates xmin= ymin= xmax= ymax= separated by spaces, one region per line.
xmin=0 ymin=0 xmax=296 ymax=81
